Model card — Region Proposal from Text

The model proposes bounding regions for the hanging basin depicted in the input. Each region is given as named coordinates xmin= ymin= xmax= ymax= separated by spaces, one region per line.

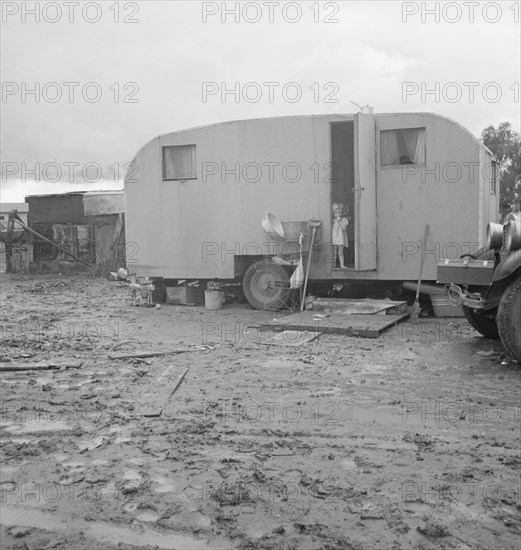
xmin=261 ymin=212 xmax=285 ymax=240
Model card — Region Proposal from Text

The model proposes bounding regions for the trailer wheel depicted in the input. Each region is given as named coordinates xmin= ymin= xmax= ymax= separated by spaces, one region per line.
xmin=243 ymin=261 xmax=292 ymax=310
xmin=497 ymin=275 xmax=521 ymax=364
xmin=462 ymin=306 xmax=499 ymax=339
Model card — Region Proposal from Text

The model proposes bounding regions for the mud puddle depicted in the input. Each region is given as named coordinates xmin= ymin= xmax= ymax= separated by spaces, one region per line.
xmin=1 ymin=506 xmax=232 ymax=549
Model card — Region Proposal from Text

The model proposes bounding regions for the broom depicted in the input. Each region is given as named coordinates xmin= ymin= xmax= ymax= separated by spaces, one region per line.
xmin=410 ymin=224 xmax=429 ymax=322
xmin=301 ymin=220 xmax=322 ymax=311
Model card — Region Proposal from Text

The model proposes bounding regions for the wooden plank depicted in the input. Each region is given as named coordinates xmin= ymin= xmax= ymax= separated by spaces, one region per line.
xmin=140 ymin=366 xmax=189 ymax=417
xmin=5 ymin=211 xmax=16 ymax=273
xmin=0 ymin=361 xmax=82 ymax=372
xmin=108 ymin=346 xmax=208 ymax=360
xmin=312 ymin=298 xmax=408 ymax=315
xmin=261 ymin=330 xmax=320 ymax=347
xmin=262 ymin=312 xmax=410 ymax=338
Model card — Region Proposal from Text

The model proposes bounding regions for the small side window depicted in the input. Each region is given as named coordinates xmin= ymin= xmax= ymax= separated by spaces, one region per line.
xmin=162 ymin=145 xmax=196 ymax=180
xmin=380 ymin=128 xmax=426 ymax=167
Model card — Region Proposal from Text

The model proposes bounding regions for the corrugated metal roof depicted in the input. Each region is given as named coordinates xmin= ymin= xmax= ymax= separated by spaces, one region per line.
xmin=25 ymin=191 xmax=88 ymax=199
xmin=24 ymin=189 xmax=123 ymax=199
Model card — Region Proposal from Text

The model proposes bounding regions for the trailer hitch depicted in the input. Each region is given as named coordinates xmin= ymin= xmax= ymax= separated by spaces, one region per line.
xmin=447 ymin=283 xmax=485 ymax=309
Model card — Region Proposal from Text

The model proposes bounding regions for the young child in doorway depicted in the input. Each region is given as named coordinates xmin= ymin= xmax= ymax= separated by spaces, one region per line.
xmin=332 ymin=202 xmax=349 ymax=268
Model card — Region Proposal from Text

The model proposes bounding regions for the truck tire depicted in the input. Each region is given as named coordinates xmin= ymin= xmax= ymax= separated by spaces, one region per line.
xmin=496 ymin=275 xmax=521 ymax=364
xmin=243 ymin=261 xmax=292 ymax=310
xmin=462 ymin=306 xmax=499 ymax=339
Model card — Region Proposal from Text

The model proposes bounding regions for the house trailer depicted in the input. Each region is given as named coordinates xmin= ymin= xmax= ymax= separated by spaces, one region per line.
xmin=125 ymin=113 xmax=498 ymax=309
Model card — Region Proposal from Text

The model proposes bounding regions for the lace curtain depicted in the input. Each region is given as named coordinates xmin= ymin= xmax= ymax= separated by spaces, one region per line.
xmin=381 ymin=128 xmax=425 ymax=166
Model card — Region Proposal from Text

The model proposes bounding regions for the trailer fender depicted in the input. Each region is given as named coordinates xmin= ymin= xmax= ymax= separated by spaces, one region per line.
xmin=492 ymin=249 xmax=521 ymax=283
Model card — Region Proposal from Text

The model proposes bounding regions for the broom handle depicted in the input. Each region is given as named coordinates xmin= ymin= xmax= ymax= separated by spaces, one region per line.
xmin=415 ymin=224 xmax=429 ymax=301
xmin=301 ymin=227 xmax=316 ymax=311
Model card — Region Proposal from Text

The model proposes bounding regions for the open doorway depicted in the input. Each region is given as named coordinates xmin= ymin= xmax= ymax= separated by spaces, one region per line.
xmin=330 ymin=122 xmax=355 ymax=268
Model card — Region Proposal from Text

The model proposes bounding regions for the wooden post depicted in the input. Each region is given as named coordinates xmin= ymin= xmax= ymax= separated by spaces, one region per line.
xmin=110 ymin=212 xmax=125 ymax=268
xmin=5 ymin=210 xmax=18 ymax=273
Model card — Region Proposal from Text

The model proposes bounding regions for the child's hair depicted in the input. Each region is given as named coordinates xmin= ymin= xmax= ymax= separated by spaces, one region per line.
xmin=332 ymin=202 xmax=347 ymax=215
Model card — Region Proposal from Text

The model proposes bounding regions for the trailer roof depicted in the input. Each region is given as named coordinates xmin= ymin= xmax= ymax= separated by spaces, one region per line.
xmin=131 ymin=112 xmax=492 ymax=161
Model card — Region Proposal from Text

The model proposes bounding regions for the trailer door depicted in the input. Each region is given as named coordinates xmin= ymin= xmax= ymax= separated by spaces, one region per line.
xmin=354 ymin=113 xmax=377 ymax=270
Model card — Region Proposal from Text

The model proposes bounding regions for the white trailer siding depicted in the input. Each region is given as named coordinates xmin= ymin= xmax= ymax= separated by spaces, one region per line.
xmin=125 ymin=113 xmax=498 ymax=282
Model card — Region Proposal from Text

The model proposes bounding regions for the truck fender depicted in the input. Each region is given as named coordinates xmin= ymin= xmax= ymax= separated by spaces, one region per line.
xmin=492 ymin=249 xmax=521 ymax=282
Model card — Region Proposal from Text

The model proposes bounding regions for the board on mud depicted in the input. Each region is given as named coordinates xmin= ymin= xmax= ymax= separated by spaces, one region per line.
xmin=311 ymin=298 xmax=408 ymax=315
xmin=261 ymin=330 xmax=321 ymax=347
xmin=139 ymin=366 xmax=189 ymax=417
xmin=262 ymin=311 xmax=410 ymax=338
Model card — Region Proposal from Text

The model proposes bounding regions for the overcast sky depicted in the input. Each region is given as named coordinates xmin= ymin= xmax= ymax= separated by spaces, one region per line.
xmin=1 ymin=0 xmax=519 ymax=202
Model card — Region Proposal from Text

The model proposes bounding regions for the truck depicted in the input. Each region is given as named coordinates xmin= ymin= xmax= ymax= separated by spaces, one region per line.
xmin=124 ymin=112 xmax=498 ymax=310
xmin=437 ymin=211 xmax=521 ymax=363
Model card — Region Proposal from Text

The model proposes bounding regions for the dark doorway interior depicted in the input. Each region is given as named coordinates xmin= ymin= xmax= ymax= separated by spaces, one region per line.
xmin=330 ymin=122 xmax=355 ymax=267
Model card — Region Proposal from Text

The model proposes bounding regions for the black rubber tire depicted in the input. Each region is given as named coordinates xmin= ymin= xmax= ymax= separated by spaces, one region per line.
xmin=462 ymin=305 xmax=499 ymax=339
xmin=497 ymin=275 xmax=521 ymax=364
xmin=243 ymin=261 xmax=292 ymax=310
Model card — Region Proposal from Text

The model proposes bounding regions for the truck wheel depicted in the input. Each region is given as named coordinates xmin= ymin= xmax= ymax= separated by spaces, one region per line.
xmin=243 ymin=261 xmax=292 ymax=310
xmin=462 ymin=306 xmax=499 ymax=339
xmin=497 ymin=275 xmax=521 ymax=364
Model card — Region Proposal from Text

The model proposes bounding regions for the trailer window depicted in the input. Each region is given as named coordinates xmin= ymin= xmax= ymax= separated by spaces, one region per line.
xmin=380 ymin=128 xmax=425 ymax=167
xmin=162 ymin=145 xmax=196 ymax=180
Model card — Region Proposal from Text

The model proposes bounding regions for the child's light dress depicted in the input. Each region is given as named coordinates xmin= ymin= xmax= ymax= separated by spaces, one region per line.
xmin=332 ymin=218 xmax=349 ymax=247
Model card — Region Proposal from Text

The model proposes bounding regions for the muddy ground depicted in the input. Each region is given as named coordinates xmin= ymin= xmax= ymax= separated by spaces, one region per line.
xmin=0 ymin=274 xmax=520 ymax=550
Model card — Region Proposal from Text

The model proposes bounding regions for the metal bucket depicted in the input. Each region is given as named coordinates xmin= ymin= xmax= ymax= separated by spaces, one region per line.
xmin=431 ymin=295 xmax=464 ymax=317
xmin=281 ymin=221 xmax=308 ymax=242
xmin=205 ymin=290 xmax=225 ymax=310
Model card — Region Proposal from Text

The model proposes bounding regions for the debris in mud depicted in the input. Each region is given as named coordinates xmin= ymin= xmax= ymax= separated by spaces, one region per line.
xmin=417 ymin=517 xmax=451 ymax=537
xmin=0 ymin=360 xmax=83 ymax=372
xmin=211 ymin=482 xmax=251 ymax=505
xmin=1 ymin=274 xmax=520 ymax=550
xmin=7 ymin=526 xmax=34 ymax=538
xmin=403 ymin=432 xmax=435 ymax=451
xmin=117 ymin=471 xmax=149 ymax=495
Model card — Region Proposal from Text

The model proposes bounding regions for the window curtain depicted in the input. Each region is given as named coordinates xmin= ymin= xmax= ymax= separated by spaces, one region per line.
xmin=163 ymin=145 xmax=196 ymax=179
xmin=380 ymin=131 xmax=399 ymax=166
xmin=381 ymin=129 xmax=425 ymax=166
xmin=402 ymin=129 xmax=425 ymax=164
